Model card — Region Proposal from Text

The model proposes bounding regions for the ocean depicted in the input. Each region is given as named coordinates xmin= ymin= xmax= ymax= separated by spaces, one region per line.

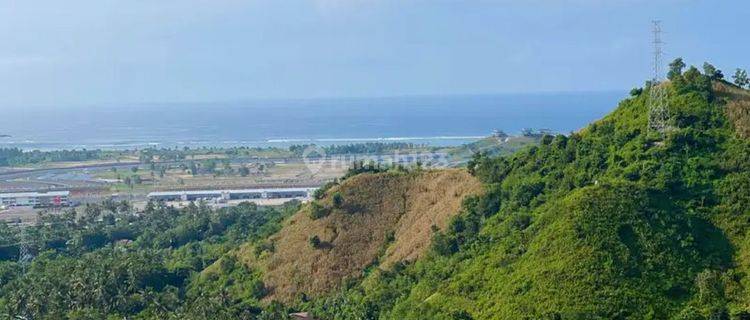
xmin=0 ymin=91 xmax=625 ymax=151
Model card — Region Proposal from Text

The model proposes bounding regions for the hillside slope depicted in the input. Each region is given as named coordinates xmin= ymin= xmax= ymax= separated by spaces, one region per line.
xmin=717 ymin=81 xmax=750 ymax=138
xmin=295 ymin=68 xmax=750 ymax=319
xmin=222 ymin=169 xmax=482 ymax=303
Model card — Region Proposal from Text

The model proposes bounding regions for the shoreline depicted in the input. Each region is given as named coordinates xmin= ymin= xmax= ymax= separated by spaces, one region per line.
xmin=0 ymin=135 xmax=489 ymax=152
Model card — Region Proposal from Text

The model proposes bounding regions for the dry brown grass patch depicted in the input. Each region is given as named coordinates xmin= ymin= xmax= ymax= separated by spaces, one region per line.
xmin=231 ymin=169 xmax=481 ymax=302
xmin=727 ymin=100 xmax=750 ymax=138
xmin=715 ymin=81 xmax=750 ymax=138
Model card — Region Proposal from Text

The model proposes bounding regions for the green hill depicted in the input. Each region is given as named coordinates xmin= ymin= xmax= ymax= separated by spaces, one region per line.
xmin=294 ymin=68 xmax=750 ymax=319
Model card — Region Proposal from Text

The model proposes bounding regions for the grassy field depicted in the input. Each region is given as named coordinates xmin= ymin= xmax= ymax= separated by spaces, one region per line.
xmin=94 ymin=159 xmax=349 ymax=193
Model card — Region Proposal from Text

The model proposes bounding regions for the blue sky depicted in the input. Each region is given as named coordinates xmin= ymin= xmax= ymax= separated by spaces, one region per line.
xmin=0 ymin=0 xmax=748 ymax=107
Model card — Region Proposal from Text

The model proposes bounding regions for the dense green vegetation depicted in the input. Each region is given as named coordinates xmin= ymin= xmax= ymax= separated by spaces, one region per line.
xmin=0 ymin=142 xmax=432 ymax=167
xmin=289 ymin=142 xmax=428 ymax=156
xmin=285 ymin=63 xmax=750 ymax=319
xmin=0 ymin=148 xmax=118 ymax=166
xmin=0 ymin=200 xmax=299 ymax=319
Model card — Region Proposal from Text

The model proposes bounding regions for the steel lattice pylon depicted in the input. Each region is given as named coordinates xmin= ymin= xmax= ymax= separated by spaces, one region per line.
xmin=648 ymin=21 xmax=670 ymax=137
xmin=18 ymin=229 xmax=33 ymax=273
xmin=648 ymin=82 xmax=670 ymax=135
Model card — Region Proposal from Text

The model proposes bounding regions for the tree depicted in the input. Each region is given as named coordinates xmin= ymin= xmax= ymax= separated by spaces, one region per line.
xmin=82 ymin=204 xmax=102 ymax=223
xmin=309 ymin=202 xmax=329 ymax=220
xmin=702 ymin=62 xmax=723 ymax=80
xmin=733 ymin=68 xmax=749 ymax=88
xmin=668 ymin=58 xmax=686 ymax=80
xmin=332 ymin=192 xmax=344 ymax=208
xmin=102 ymin=198 xmax=118 ymax=213
xmin=206 ymin=160 xmax=217 ymax=173
xmin=309 ymin=235 xmax=321 ymax=248
xmin=222 ymin=160 xmax=232 ymax=174
xmin=239 ymin=166 xmax=250 ymax=177
xmin=117 ymin=200 xmax=131 ymax=213
xmin=139 ymin=150 xmax=153 ymax=164
xmin=189 ymin=162 xmax=198 ymax=176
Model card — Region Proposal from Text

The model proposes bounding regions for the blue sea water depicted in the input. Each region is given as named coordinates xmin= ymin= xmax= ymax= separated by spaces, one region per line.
xmin=0 ymin=92 xmax=625 ymax=151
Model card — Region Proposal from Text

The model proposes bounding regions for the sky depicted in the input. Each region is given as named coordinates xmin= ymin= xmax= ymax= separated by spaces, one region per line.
xmin=0 ymin=0 xmax=748 ymax=108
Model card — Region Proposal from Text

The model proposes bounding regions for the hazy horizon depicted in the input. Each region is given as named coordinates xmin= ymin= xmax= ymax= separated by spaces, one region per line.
xmin=1 ymin=1 xmax=748 ymax=109
xmin=2 ymin=88 xmax=627 ymax=111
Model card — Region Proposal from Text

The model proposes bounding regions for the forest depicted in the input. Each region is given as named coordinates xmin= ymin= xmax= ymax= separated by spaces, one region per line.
xmin=0 ymin=148 xmax=112 ymax=166
xmin=0 ymin=200 xmax=299 ymax=319
xmin=0 ymin=142 xmax=429 ymax=167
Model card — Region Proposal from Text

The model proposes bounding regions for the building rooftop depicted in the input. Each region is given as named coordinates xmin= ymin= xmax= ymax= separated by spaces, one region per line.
xmin=147 ymin=187 xmax=316 ymax=197
xmin=0 ymin=191 xmax=70 ymax=198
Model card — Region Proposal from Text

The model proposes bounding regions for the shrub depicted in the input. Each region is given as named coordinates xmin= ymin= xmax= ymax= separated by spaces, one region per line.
xmin=254 ymin=241 xmax=275 ymax=257
xmin=332 ymin=192 xmax=344 ymax=208
xmin=309 ymin=202 xmax=330 ymax=220
xmin=313 ymin=181 xmax=338 ymax=200
xmin=309 ymin=235 xmax=321 ymax=248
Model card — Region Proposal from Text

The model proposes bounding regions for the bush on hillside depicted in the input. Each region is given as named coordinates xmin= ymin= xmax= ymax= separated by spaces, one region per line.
xmin=313 ymin=181 xmax=338 ymax=200
xmin=309 ymin=235 xmax=321 ymax=249
xmin=332 ymin=192 xmax=344 ymax=208
xmin=309 ymin=202 xmax=330 ymax=220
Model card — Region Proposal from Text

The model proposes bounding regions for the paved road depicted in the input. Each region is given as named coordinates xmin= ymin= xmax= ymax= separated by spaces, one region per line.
xmin=0 ymin=161 xmax=141 ymax=180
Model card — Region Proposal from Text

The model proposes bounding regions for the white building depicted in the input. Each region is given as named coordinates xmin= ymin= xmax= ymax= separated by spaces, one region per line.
xmin=0 ymin=191 xmax=70 ymax=208
xmin=147 ymin=187 xmax=316 ymax=202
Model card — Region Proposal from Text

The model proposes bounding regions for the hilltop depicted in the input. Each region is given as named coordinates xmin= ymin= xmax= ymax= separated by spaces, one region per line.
xmin=205 ymin=169 xmax=482 ymax=302
xmin=188 ymin=65 xmax=750 ymax=319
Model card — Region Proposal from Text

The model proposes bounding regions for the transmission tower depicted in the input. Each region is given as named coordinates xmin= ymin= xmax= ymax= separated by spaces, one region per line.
xmin=648 ymin=20 xmax=670 ymax=137
xmin=17 ymin=228 xmax=33 ymax=273
xmin=651 ymin=20 xmax=663 ymax=81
